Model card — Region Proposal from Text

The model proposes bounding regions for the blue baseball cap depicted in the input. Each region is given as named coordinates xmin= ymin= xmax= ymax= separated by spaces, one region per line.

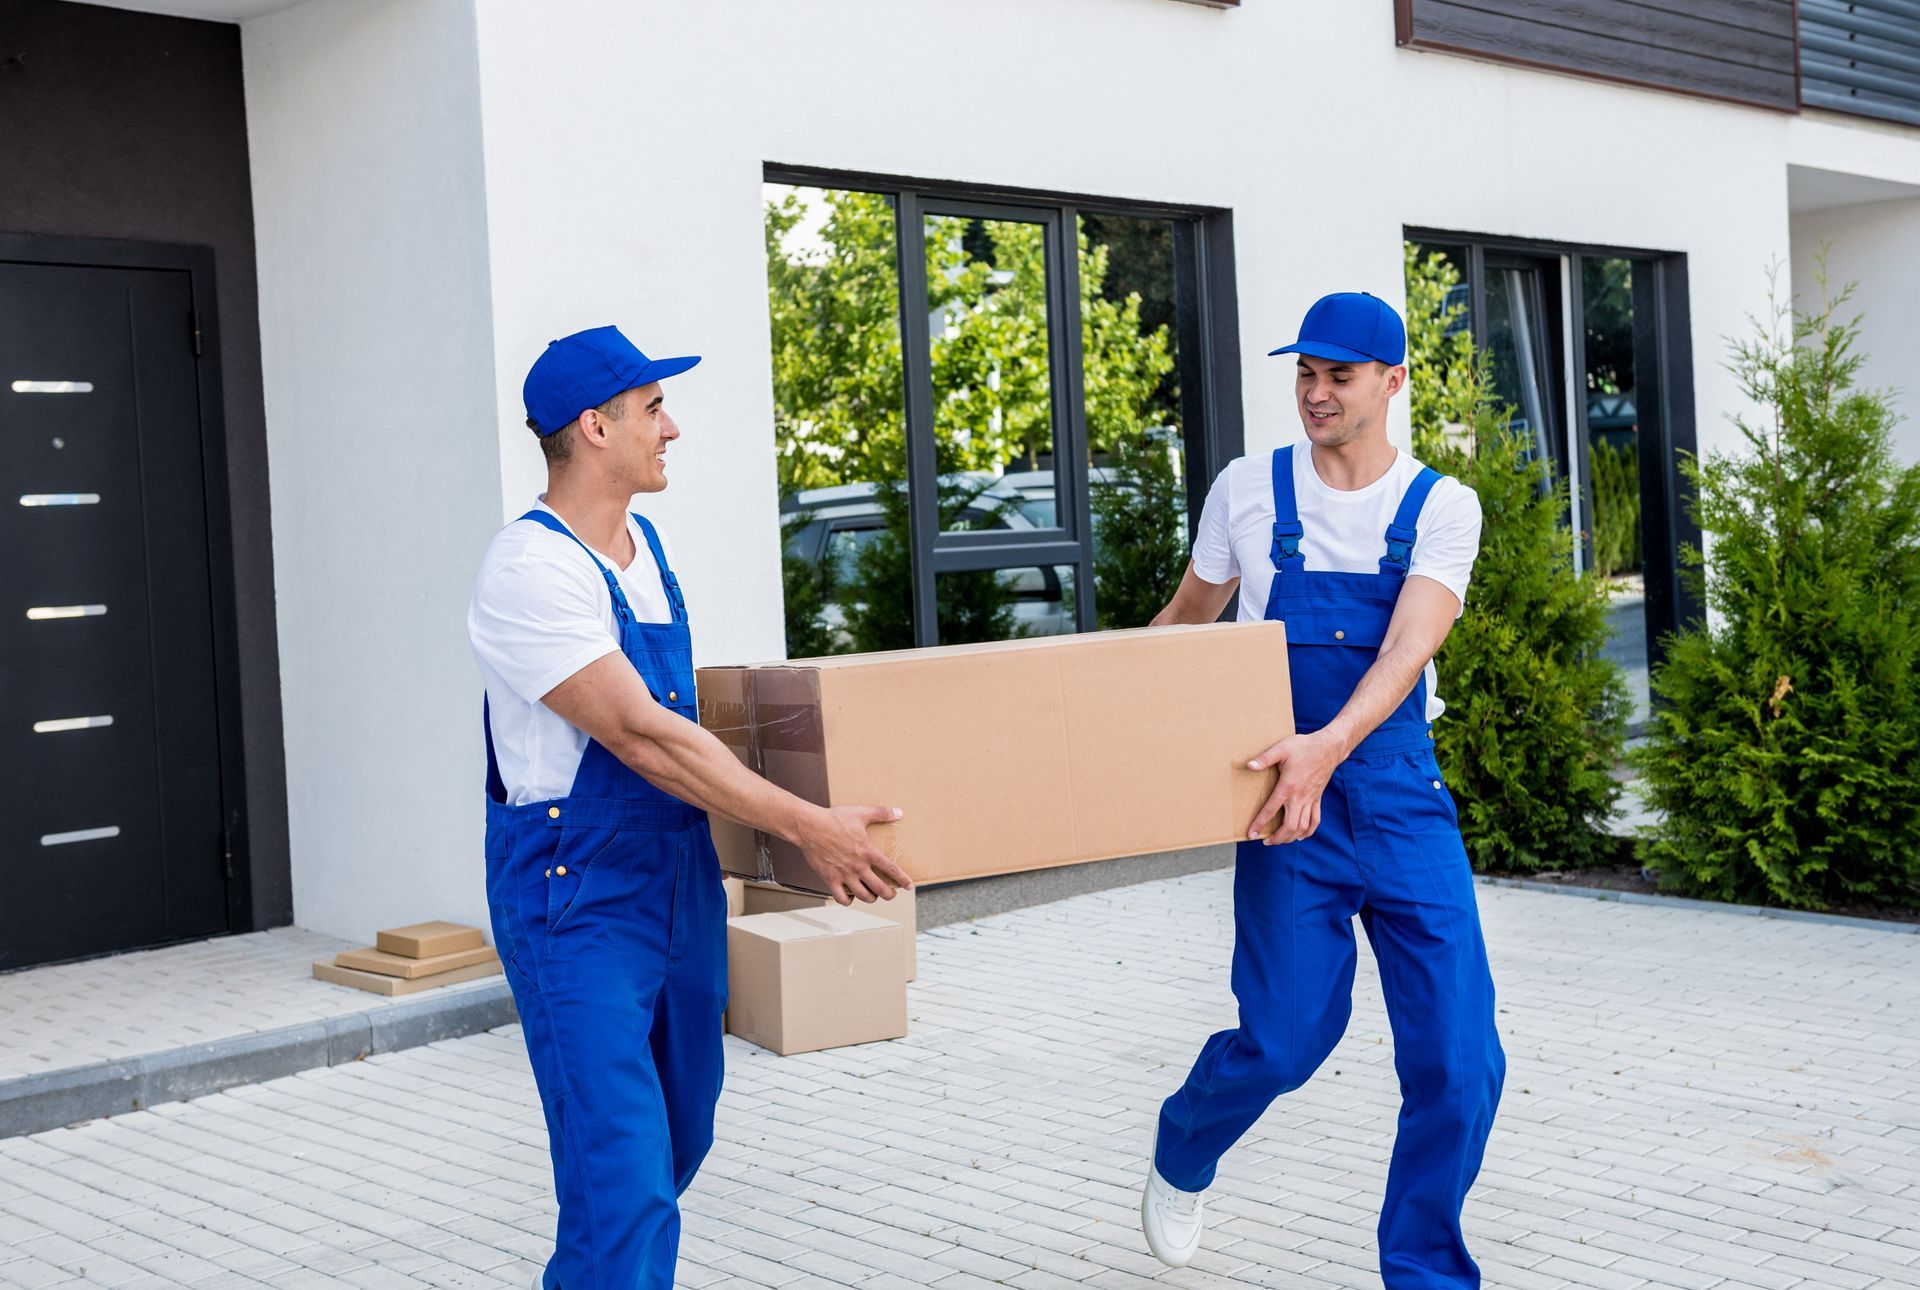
xmin=523 ymin=325 xmax=700 ymax=435
xmin=1268 ymin=292 xmax=1407 ymax=367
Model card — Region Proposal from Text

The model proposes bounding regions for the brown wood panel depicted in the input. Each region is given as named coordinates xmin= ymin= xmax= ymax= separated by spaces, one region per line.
xmin=1398 ymin=0 xmax=1800 ymax=111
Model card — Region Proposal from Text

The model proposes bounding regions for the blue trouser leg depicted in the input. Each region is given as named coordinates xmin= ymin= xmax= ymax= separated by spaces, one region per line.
xmin=652 ymin=828 xmax=729 ymax=1198
xmin=1154 ymin=754 xmax=1503 ymax=1289
xmin=1155 ymin=774 xmax=1366 ymax=1192
xmin=1351 ymin=755 xmax=1505 ymax=1290
xmin=489 ymin=819 xmax=728 ymax=1290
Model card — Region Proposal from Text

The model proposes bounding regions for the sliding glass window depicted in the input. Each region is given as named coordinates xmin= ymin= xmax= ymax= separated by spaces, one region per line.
xmin=1406 ymin=233 xmax=1697 ymax=734
xmin=767 ymin=170 xmax=1239 ymax=654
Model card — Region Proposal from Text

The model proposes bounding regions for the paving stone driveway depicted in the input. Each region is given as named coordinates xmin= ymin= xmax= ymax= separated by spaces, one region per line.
xmin=3 ymin=872 xmax=1916 ymax=1288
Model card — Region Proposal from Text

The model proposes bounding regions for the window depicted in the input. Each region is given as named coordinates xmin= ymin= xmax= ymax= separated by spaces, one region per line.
xmin=767 ymin=169 xmax=1240 ymax=654
xmin=1406 ymin=232 xmax=1699 ymax=734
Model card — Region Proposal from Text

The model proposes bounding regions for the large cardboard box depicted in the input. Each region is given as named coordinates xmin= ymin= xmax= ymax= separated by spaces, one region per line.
xmin=743 ymin=881 xmax=916 ymax=980
xmin=725 ymin=907 xmax=907 ymax=1056
xmin=699 ymin=621 xmax=1289 ymax=891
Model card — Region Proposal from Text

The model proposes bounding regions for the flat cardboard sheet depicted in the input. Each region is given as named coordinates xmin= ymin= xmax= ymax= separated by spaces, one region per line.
xmin=333 ymin=944 xmax=498 ymax=980
xmin=375 ymin=921 xmax=485 ymax=959
xmin=312 ymin=958 xmax=502 ymax=996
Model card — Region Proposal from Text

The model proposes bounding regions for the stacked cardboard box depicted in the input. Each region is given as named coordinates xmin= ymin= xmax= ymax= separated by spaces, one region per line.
xmin=312 ymin=921 xmax=502 ymax=996
xmin=725 ymin=903 xmax=907 ymax=1056
xmin=742 ymin=881 xmax=916 ymax=980
xmin=720 ymin=881 xmax=916 ymax=1056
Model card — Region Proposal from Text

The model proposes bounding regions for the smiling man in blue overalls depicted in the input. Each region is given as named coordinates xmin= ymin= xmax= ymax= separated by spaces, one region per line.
xmin=468 ymin=326 xmax=912 ymax=1290
xmin=1138 ymin=294 xmax=1505 ymax=1288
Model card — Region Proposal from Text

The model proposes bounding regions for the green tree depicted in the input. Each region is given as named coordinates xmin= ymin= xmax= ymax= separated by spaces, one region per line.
xmin=1586 ymin=438 xmax=1642 ymax=578
xmin=1631 ymin=272 xmax=1920 ymax=910
xmin=766 ymin=189 xmax=908 ymax=495
xmin=1405 ymin=243 xmax=1628 ymax=871
xmin=837 ymin=478 xmax=1020 ymax=651
xmin=1092 ymin=434 xmax=1189 ymax=629
xmin=779 ymin=509 xmax=841 ymax=659
xmin=768 ymin=188 xmax=1179 ymax=649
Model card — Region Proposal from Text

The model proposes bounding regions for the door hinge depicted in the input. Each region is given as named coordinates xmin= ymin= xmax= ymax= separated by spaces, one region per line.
xmin=190 ymin=308 xmax=204 ymax=358
xmin=221 ymin=825 xmax=235 ymax=880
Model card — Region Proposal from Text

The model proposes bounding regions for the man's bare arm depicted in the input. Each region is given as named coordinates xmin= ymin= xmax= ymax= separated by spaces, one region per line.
xmin=1151 ymin=562 xmax=1238 ymax=627
xmin=1247 ymin=575 xmax=1462 ymax=844
xmin=541 ymin=654 xmax=910 ymax=903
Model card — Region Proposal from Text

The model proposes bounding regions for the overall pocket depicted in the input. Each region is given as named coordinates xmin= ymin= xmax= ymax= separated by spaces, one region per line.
xmin=545 ymin=823 xmax=620 ymax=937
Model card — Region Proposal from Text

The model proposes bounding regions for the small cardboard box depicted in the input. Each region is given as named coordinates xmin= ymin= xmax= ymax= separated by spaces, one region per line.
xmin=313 ymin=958 xmax=502 ymax=996
xmin=722 ymin=877 xmax=746 ymax=920
xmin=700 ymin=622 xmax=1289 ymax=892
xmin=376 ymin=921 xmax=485 ymax=959
xmin=334 ymin=944 xmax=498 ymax=980
xmin=725 ymin=907 xmax=906 ymax=1056
xmin=743 ymin=881 xmax=916 ymax=981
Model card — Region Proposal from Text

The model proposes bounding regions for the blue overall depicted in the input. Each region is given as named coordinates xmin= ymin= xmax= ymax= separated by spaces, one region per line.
xmin=1155 ymin=447 xmax=1505 ymax=1289
xmin=483 ymin=510 xmax=728 ymax=1290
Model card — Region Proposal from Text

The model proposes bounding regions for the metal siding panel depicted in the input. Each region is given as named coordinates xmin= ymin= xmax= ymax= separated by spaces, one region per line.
xmin=1798 ymin=0 xmax=1920 ymax=126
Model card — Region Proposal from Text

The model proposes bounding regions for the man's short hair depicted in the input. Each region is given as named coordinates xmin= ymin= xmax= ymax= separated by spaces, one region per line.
xmin=532 ymin=390 xmax=626 ymax=465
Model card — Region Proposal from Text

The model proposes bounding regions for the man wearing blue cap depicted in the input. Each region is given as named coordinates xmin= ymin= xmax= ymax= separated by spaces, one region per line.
xmin=468 ymin=326 xmax=912 ymax=1290
xmin=1139 ymin=294 xmax=1505 ymax=1288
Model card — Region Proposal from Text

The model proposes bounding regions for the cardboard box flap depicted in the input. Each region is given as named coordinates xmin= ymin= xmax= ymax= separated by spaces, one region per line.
xmin=728 ymin=907 xmax=892 ymax=945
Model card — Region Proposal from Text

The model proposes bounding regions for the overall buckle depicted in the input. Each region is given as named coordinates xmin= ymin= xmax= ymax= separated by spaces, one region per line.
xmin=1381 ymin=522 xmax=1416 ymax=570
xmin=1270 ymin=520 xmax=1304 ymax=568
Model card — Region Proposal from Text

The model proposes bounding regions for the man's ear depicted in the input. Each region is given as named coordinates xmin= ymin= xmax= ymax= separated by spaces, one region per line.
xmin=1383 ymin=364 xmax=1409 ymax=398
xmin=574 ymin=408 xmax=608 ymax=447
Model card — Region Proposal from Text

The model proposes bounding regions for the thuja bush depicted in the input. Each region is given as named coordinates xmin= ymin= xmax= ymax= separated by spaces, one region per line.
xmin=1405 ymin=244 xmax=1627 ymax=871
xmin=1632 ymin=275 xmax=1920 ymax=910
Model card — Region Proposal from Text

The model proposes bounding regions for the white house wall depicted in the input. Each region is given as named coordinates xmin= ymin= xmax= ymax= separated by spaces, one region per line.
xmin=245 ymin=0 xmax=500 ymax=941
xmin=469 ymin=0 xmax=1920 ymax=670
xmin=239 ymin=0 xmax=1920 ymax=942
xmin=1791 ymin=197 xmax=1920 ymax=461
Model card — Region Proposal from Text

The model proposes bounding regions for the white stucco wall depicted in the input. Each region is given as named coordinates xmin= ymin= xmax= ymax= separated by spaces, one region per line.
xmin=237 ymin=0 xmax=1920 ymax=942
xmin=1791 ymin=196 xmax=1920 ymax=460
xmin=466 ymin=0 xmax=1920 ymax=670
xmin=245 ymin=0 xmax=500 ymax=941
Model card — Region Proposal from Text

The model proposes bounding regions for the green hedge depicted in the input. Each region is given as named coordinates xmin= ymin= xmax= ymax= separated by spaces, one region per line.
xmin=1406 ymin=244 xmax=1628 ymax=871
xmin=1631 ymin=277 xmax=1920 ymax=910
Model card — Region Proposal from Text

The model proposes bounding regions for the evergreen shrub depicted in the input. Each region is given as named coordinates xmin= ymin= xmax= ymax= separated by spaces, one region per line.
xmin=1632 ymin=275 xmax=1920 ymax=910
xmin=1406 ymin=244 xmax=1628 ymax=871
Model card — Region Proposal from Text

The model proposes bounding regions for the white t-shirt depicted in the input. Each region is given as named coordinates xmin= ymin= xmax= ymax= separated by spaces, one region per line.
xmin=1191 ymin=447 xmax=1482 ymax=721
xmin=468 ymin=499 xmax=679 ymax=805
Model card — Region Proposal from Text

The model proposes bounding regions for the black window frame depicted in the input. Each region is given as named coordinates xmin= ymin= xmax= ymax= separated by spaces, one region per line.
xmin=1406 ymin=227 xmax=1703 ymax=670
xmin=767 ymin=164 xmax=1243 ymax=648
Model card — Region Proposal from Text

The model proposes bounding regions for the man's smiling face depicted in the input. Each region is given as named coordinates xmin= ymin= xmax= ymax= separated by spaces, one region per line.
xmin=1295 ymin=355 xmax=1404 ymax=447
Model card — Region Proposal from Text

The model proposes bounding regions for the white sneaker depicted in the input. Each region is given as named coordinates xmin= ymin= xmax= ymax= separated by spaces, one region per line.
xmin=530 ymin=1268 xmax=546 ymax=1290
xmin=1141 ymin=1143 xmax=1206 ymax=1267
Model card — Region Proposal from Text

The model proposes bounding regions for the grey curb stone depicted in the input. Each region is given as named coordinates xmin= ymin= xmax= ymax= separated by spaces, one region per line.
xmin=0 ymin=980 xmax=518 ymax=1140
xmin=1480 ymin=875 xmax=1920 ymax=934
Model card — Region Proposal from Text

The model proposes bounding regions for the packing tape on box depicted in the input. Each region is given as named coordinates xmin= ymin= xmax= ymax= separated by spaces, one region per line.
xmin=701 ymin=667 xmax=903 ymax=887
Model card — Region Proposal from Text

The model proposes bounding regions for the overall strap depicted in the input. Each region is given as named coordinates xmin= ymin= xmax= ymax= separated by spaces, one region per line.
xmin=482 ymin=695 xmax=507 ymax=803
xmin=631 ymin=512 xmax=687 ymax=624
xmin=1269 ymin=446 xmax=1306 ymax=574
xmin=1380 ymin=466 xmax=1443 ymax=574
xmin=517 ymin=508 xmax=636 ymax=624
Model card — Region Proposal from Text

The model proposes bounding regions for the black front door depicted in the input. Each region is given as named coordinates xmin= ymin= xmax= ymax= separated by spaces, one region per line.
xmin=1 ymin=260 xmax=229 ymax=967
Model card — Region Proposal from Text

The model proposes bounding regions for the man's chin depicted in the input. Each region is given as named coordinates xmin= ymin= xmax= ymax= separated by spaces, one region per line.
xmin=1302 ymin=422 xmax=1348 ymax=446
